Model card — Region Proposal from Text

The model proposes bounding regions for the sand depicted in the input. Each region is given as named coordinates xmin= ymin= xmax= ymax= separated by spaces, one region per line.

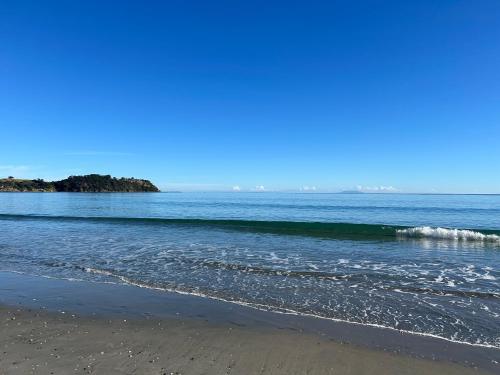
xmin=0 ymin=305 xmax=492 ymax=375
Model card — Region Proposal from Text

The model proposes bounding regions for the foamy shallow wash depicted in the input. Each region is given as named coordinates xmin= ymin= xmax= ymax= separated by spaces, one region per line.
xmin=0 ymin=192 xmax=499 ymax=348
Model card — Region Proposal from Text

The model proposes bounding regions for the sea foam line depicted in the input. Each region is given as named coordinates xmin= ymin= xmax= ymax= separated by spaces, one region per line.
xmin=83 ymin=268 xmax=500 ymax=350
xmin=2 ymin=268 xmax=498 ymax=350
xmin=397 ymin=226 xmax=500 ymax=242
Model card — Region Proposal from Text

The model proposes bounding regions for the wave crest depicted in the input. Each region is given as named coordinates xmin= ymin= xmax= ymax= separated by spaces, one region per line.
xmin=2 ymin=213 xmax=499 ymax=243
xmin=397 ymin=226 xmax=500 ymax=242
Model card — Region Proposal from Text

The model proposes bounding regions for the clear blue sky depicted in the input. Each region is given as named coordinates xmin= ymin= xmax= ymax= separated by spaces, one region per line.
xmin=1 ymin=1 xmax=499 ymax=193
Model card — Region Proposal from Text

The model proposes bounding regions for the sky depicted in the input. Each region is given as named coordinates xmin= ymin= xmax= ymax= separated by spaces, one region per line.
xmin=1 ymin=1 xmax=499 ymax=193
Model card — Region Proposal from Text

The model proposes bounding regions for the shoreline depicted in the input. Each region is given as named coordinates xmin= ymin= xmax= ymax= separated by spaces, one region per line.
xmin=0 ymin=271 xmax=498 ymax=374
xmin=79 ymin=267 xmax=500 ymax=350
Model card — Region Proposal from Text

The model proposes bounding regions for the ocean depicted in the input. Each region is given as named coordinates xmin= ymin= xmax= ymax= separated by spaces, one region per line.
xmin=0 ymin=192 xmax=499 ymax=348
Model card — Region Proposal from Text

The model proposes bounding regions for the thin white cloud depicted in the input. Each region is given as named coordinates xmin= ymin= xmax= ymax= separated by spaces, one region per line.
xmin=0 ymin=165 xmax=30 ymax=177
xmin=356 ymin=185 xmax=399 ymax=193
xmin=232 ymin=185 xmax=241 ymax=191
xmin=63 ymin=151 xmax=135 ymax=156
xmin=253 ymin=185 xmax=266 ymax=192
xmin=0 ymin=165 xmax=29 ymax=170
xmin=300 ymin=185 xmax=317 ymax=192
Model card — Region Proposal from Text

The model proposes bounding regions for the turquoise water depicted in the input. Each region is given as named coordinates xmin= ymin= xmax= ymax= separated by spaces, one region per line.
xmin=0 ymin=192 xmax=499 ymax=347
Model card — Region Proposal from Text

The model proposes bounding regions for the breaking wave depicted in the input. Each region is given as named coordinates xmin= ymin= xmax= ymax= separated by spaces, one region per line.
xmin=0 ymin=213 xmax=499 ymax=243
xmin=397 ymin=226 xmax=500 ymax=242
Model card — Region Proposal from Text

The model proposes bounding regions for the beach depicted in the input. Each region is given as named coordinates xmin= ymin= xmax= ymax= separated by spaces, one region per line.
xmin=1 ymin=193 xmax=499 ymax=374
xmin=1 ymin=305 xmax=492 ymax=375
xmin=4 ymin=1 xmax=500 ymax=372
xmin=1 ymin=271 xmax=498 ymax=374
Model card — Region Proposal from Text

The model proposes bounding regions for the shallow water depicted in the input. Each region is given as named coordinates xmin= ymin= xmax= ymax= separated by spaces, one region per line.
xmin=0 ymin=192 xmax=499 ymax=347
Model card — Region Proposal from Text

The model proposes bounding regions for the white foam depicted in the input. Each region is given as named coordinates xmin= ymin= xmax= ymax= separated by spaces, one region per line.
xmin=397 ymin=226 xmax=500 ymax=242
xmin=85 ymin=267 xmax=115 ymax=277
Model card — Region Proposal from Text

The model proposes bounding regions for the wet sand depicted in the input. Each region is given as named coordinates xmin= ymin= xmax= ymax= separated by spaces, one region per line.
xmin=1 ymin=306 xmax=493 ymax=375
xmin=0 ymin=271 xmax=498 ymax=374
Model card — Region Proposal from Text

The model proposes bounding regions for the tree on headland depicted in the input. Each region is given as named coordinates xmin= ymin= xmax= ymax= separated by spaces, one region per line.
xmin=53 ymin=174 xmax=159 ymax=192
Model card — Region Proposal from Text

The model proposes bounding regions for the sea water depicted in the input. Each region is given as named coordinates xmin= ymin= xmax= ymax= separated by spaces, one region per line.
xmin=0 ymin=192 xmax=498 ymax=347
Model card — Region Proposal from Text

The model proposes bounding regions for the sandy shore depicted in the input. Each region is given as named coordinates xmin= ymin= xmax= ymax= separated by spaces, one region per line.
xmin=0 ymin=305 xmax=492 ymax=375
xmin=0 ymin=271 xmax=498 ymax=374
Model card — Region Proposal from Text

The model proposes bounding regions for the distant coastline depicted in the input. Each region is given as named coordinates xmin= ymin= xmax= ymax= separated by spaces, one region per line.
xmin=0 ymin=174 xmax=159 ymax=192
xmin=337 ymin=190 xmax=365 ymax=194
